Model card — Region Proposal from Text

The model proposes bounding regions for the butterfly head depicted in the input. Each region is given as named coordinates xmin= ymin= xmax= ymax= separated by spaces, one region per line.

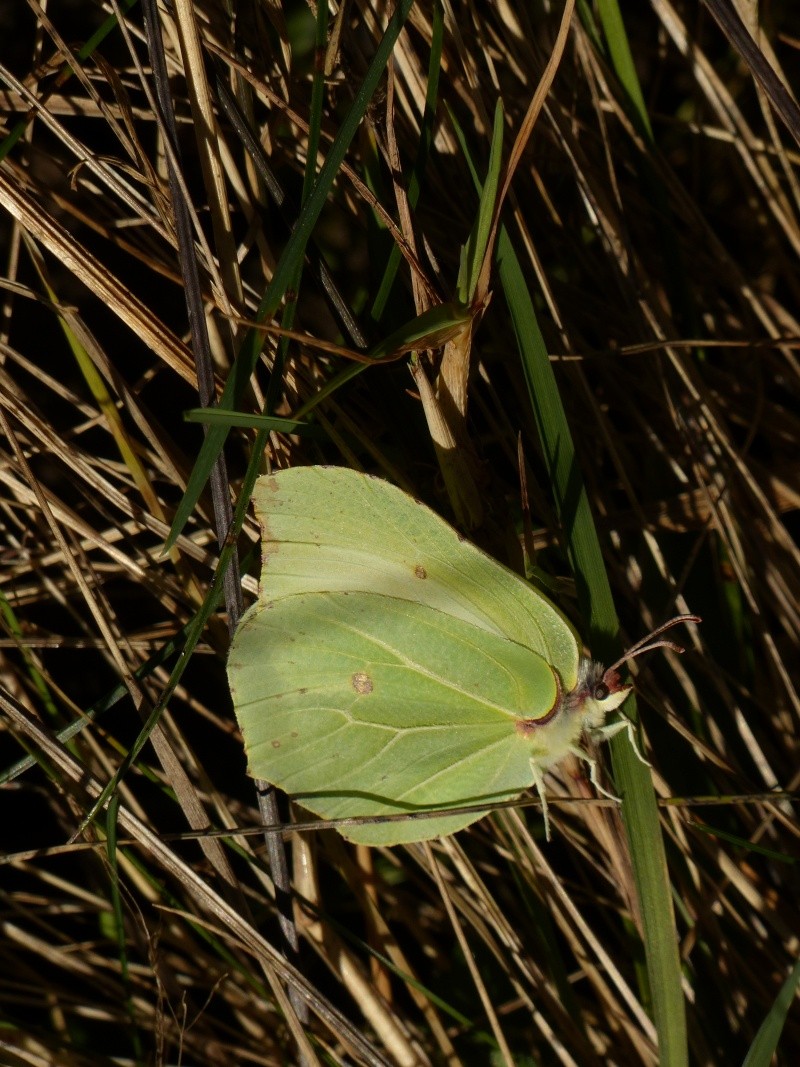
xmin=570 ymin=613 xmax=702 ymax=730
xmin=568 ymin=659 xmax=632 ymax=730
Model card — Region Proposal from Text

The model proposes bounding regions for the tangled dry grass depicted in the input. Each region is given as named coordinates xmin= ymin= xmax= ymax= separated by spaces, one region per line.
xmin=1 ymin=1 xmax=798 ymax=1064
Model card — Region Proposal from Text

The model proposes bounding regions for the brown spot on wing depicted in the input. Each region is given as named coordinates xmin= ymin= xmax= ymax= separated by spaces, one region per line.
xmin=352 ymin=671 xmax=374 ymax=694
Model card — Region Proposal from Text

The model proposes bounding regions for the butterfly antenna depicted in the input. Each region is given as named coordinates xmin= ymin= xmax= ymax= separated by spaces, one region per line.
xmin=607 ymin=614 xmax=701 ymax=674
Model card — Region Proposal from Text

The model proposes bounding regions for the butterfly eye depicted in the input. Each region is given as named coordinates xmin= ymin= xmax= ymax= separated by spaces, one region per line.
xmin=594 ymin=682 xmax=610 ymax=701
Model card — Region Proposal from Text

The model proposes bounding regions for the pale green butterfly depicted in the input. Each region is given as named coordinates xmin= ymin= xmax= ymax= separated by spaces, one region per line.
xmin=227 ymin=466 xmax=698 ymax=845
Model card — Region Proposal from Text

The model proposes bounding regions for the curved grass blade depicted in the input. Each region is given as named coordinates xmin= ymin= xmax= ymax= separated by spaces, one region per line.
xmin=741 ymin=957 xmax=800 ymax=1067
xmin=497 ymin=227 xmax=688 ymax=1066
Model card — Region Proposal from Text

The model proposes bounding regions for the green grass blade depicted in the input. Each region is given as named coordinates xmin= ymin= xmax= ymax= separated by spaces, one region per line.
xmin=593 ymin=1 xmax=700 ymax=346
xmin=456 ymin=99 xmax=503 ymax=306
xmin=369 ymin=302 xmax=471 ymax=358
xmin=184 ymin=408 xmax=310 ymax=433
xmin=741 ymin=957 xmax=800 ymax=1067
xmin=595 ymin=0 xmax=653 ymax=141
xmin=497 ymin=227 xmax=688 ymax=1067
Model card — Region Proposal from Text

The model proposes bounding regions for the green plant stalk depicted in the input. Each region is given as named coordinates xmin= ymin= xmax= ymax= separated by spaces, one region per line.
xmin=497 ymin=227 xmax=687 ymax=1067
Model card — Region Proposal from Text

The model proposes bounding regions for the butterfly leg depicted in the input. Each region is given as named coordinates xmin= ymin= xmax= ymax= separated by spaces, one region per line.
xmin=569 ymin=745 xmax=621 ymax=803
xmin=528 ymin=759 xmax=552 ymax=842
xmin=591 ymin=716 xmax=651 ymax=768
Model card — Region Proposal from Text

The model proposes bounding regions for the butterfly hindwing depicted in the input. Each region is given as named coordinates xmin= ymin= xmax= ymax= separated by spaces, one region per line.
xmin=228 ymin=590 xmax=561 ymax=845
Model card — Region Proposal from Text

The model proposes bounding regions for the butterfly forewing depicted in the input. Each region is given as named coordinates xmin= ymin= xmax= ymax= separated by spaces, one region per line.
xmin=253 ymin=467 xmax=581 ymax=687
